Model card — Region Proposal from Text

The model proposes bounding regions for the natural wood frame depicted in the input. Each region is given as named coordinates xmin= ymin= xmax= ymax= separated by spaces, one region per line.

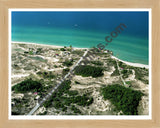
xmin=0 ymin=0 xmax=160 ymax=128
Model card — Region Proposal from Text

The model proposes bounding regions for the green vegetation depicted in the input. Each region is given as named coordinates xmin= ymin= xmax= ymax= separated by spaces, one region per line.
xmin=60 ymin=48 xmax=66 ymax=51
xmin=24 ymin=51 xmax=29 ymax=54
xmin=29 ymin=56 xmax=46 ymax=62
xmin=13 ymin=64 xmax=20 ymax=70
xmin=134 ymin=68 xmax=149 ymax=84
xmin=118 ymin=61 xmax=123 ymax=67
xmin=71 ymin=50 xmax=84 ymax=56
xmin=43 ymin=80 xmax=71 ymax=109
xmin=101 ymin=84 xmax=143 ymax=115
xmin=54 ymin=65 xmax=58 ymax=68
xmin=18 ymin=44 xmax=26 ymax=47
xmin=118 ymin=61 xmax=149 ymax=83
xmin=67 ymin=90 xmax=79 ymax=96
xmin=75 ymin=81 xmax=80 ymax=84
xmin=118 ymin=61 xmax=134 ymax=69
xmin=74 ymin=95 xmax=93 ymax=106
xmin=121 ymin=69 xmax=132 ymax=79
xmin=29 ymin=51 xmax=33 ymax=55
xmin=37 ymin=71 xmax=55 ymax=79
xmin=106 ymin=59 xmax=120 ymax=76
xmin=125 ymin=81 xmax=132 ymax=85
xmin=61 ymin=95 xmax=93 ymax=107
xmin=90 ymin=47 xmax=100 ymax=53
xmin=12 ymin=79 xmax=43 ymax=93
xmin=107 ymin=58 xmax=117 ymax=67
xmin=43 ymin=80 xmax=93 ymax=114
xmin=38 ymin=111 xmax=47 ymax=115
xmin=111 ymin=64 xmax=120 ymax=76
xmin=43 ymin=100 xmax=52 ymax=108
xmin=36 ymin=48 xmax=43 ymax=54
xmin=12 ymin=112 xmax=20 ymax=115
xmin=71 ymin=105 xmax=81 ymax=114
xmin=62 ymin=68 xmax=70 ymax=75
xmin=91 ymin=61 xmax=103 ymax=66
xmin=12 ymin=97 xmax=30 ymax=115
xmin=118 ymin=61 xmax=149 ymax=84
xmin=75 ymin=65 xmax=104 ymax=77
xmin=63 ymin=59 xmax=73 ymax=67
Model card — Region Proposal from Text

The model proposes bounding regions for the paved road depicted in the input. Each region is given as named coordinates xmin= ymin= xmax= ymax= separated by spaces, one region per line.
xmin=27 ymin=49 xmax=88 ymax=115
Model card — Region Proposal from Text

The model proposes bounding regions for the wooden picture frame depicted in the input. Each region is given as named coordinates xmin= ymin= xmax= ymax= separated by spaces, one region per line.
xmin=0 ymin=0 xmax=160 ymax=128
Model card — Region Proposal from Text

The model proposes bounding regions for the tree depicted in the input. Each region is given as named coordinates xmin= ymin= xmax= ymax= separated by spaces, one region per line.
xmin=12 ymin=79 xmax=43 ymax=93
xmin=75 ymin=65 xmax=104 ymax=77
xmin=101 ymin=84 xmax=143 ymax=115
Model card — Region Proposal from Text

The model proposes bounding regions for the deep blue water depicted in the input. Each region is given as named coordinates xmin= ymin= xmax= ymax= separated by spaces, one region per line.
xmin=11 ymin=11 xmax=149 ymax=64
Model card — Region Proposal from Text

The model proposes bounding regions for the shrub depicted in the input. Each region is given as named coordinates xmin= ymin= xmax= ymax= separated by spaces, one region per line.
xmin=60 ymin=48 xmax=66 ymax=51
xmin=111 ymin=64 xmax=120 ymax=76
xmin=29 ymin=51 xmax=33 ymax=55
xmin=71 ymin=105 xmax=81 ymax=114
xmin=62 ymin=68 xmax=70 ymax=75
xmin=67 ymin=90 xmax=79 ymax=96
xmin=91 ymin=61 xmax=103 ymax=66
xmin=122 ymin=69 xmax=132 ymax=79
xmin=37 ymin=71 xmax=55 ymax=79
xmin=63 ymin=60 xmax=73 ymax=67
xmin=75 ymin=81 xmax=80 ymax=84
xmin=54 ymin=65 xmax=58 ymax=68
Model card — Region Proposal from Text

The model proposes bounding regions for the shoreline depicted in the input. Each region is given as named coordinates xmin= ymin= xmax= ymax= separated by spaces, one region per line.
xmin=12 ymin=41 xmax=88 ymax=50
xmin=111 ymin=56 xmax=149 ymax=69
xmin=11 ymin=41 xmax=149 ymax=69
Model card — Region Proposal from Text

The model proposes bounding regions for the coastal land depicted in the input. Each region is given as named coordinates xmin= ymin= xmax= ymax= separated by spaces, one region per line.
xmin=11 ymin=42 xmax=149 ymax=116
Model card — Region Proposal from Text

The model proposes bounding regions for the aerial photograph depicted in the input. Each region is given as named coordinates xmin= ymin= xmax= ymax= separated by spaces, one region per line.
xmin=10 ymin=10 xmax=150 ymax=117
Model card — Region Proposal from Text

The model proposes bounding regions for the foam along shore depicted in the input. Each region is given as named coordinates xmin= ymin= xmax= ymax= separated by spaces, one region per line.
xmin=11 ymin=41 xmax=88 ymax=50
xmin=111 ymin=56 xmax=149 ymax=69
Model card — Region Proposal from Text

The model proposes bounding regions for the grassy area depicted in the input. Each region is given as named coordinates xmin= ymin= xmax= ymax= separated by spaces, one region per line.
xmin=101 ymin=84 xmax=143 ymax=115
xmin=125 ymin=81 xmax=132 ymax=85
xmin=29 ymin=51 xmax=33 ymax=55
xmin=71 ymin=50 xmax=84 ymax=56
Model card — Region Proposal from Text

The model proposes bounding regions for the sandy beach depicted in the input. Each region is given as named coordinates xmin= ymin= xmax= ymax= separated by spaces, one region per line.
xmin=111 ymin=56 xmax=149 ymax=69
xmin=12 ymin=41 xmax=88 ymax=50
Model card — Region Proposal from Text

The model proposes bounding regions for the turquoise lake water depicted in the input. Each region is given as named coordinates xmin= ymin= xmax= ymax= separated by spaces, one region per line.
xmin=11 ymin=11 xmax=149 ymax=65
